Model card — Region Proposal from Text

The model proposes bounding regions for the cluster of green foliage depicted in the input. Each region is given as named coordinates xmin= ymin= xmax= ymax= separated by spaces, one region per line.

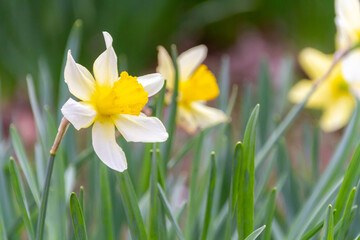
xmin=1 ymin=20 xmax=360 ymax=240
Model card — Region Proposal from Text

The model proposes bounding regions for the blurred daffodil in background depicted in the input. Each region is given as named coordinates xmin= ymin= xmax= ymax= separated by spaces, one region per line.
xmin=61 ymin=32 xmax=168 ymax=172
xmin=288 ymin=48 xmax=355 ymax=132
xmin=157 ymin=45 xmax=227 ymax=134
xmin=288 ymin=0 xmax=360 ymax=132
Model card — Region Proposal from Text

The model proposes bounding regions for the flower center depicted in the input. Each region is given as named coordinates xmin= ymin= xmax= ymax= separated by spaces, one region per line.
xmin=90 ymin=71 xmax=148 ymax=118
xmin=179 ymin=65 xmax=219 ymax=103
xmin=331 ymin=73 xmax=349 ymax=97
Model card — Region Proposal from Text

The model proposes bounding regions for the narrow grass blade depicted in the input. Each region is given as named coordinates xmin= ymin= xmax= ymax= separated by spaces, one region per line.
xmin=185 ymin=131 xmax=204 ymax=239
xmin=26 ymin=75 xmax=46 ymax=147
xmin=225 ymin=142 xmax=243 ymax=240
xmin=244 ymin=225 xmax=266 ymax=240
xmin=300 ymin=221 xmax=323 ymax=240
xmin=321 ymin=205 xmax=334 ymax=240
xmin=200 ymin=152 xmax=216 ymax=240
xmin=258 ymin=60 xmax=272 ymax=145
xmin=0 ymin=207 xmax=6 ymax=240
xmin=149 ymin=146 xmax=166 ymax=239
xmin=9 ymin=158 xmax=35 ymax=239
xmin=10 ymin=125 xmax=40 ymax=206
xmin=100 ymin=165 xmax=114 ymax=240
xmin=158 ymin=184 xmax=184 ymax=240
xmin=262 ymin=188 xmax=276 ymax=240
xmin=70 ymin=192 xmax=88 ymax=240
xmin=231 ymin=142 xmax=243 ymax=213
xmin=336 ymin=187 xmax=356 ymax=239
xmin=334 ymin=141 xmax=360 ymax=222
xmin=118 ymin=171 xmax=147 ymax=239
xmin=237 ymin=105 xmax=259 ymax=239
xmin=167 ymin=135 xmax=198 ymax=169
xmin=255 ymin=81 xmax=322 ymax=169
xmin=138 ymin=143 xmax=152 ymax=195
xmin=288 ymin=102 xmax=360 ymax=239
xmin=79 ymin=186 xmax=84 ymax=211
xmin=36 ymin=153 xmax=56 ymax=240
xmin=162 ymin=45 xmax=179 ymax=166
xmin=58 ymin=20 xmax=83 ymax=111
xmin=218 ymin=55 xmax=230 ymax=112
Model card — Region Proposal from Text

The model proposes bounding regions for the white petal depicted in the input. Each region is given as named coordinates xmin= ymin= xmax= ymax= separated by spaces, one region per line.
xmin=114 ymin=114 xmax=168 ymax=142
xmin=342 ymin=49 xmax=360 ymax=83
xmin=336 ymin=0 xmax=360 ymax=32
xmin=190 ymin=102 xmax=228 ymax=129
xmin=61 ymin=98 xmax=96 ymax=130
xmin=157 ymin=46 xmax=175 ymax=89
xmin=178 ymin=45 xmax=207 ymax=81
xmin=92 ymin=121 xmax=127 ymax=172
xmin=137 ymin=73 xmax=164 ymax=97
xmin=177 ymin=105 xmax=198 ymax=134
xmin=93 ymin=32 xmax=118 ymax=87
xmin=64 ymin=50 xmax=96 ymax=101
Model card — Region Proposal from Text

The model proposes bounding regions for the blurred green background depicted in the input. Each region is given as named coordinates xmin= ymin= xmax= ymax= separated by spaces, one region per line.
xmin=0 ymin=0 xmax=335 ymax=101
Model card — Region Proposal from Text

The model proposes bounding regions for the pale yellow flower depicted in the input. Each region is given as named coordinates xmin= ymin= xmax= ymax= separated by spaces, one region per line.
xmin=157 ymin=45 xmax=227 ymax=133
xmin=61 ymin=32 xmax=168 ymax=172
xmin=288 ymin=48 xmax=355 ymax=132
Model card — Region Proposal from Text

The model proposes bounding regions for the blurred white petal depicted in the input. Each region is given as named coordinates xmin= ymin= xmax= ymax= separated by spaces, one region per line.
xmin=157 ymin=46 xmax=175 ymax=89
xmin=191 ymin=102 xmax=228 ymax=129
xmin=178 ymin=45 xmax=207 ymax=81
xmin=342 ymin=49 xmax=360 ymax=83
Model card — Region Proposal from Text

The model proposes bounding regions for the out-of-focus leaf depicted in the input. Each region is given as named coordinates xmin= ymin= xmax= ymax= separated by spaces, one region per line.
xmin=237 ymin=104 xmax=259 ymax=239
xmin=0 ymin=201 xmax=7 ymax=240
xmin=258 ymin=60 xmax=272 ymax=145
xmin=262 ymin=188 xmax=276 ymax=240
xmin=162 ymin=45 xmax=179 ymax=167
xmin=100 ymin=165 xmax=114 ymax=240
xmin=118 ymin=171 xmax=147 ymax=239
xmin=9 ymin=158 xmax=34 ymax=239
xmin=57 ymin=20 xmax=83 ymax=112
xmin=70 ymin=192 xmax=88 ymax=240
xmin=185 ymin=131 xmax=204 ymax=239
xmin=300 ymin=221 xmax=323 ymax=240
xmin=336 ymin=187 xmax=356 ymax=239
xmin=244 ymin=225 xmax=266 ymax=240
xmin=321 ymin=205 xmax=334 ymax=240
xmin=334 ymin=141 xmax=360 ymax=222
xmin=158 ymin=184 xmax=184 ymax=240
xmin=200 ymin=152 xmax=216 ymax=240
xmin=288 ymin=102 xmax=360 ymax=239
xmin=10 ymin=125 xmax=40 ymax=206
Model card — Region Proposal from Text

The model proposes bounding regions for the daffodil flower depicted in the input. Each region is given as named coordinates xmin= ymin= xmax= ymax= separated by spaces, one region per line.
xmin=61 ymin=32 xmax=168 ymax=172
xmin=288 ymin=48 xmax=355 ymax=132
xmin=335 ymin=0 xmax=360 ymax=92
xmin=157 ymin=45 xmax=227 ymax=133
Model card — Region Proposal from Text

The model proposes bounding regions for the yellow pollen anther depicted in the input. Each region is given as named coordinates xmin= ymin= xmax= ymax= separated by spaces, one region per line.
xmin=90 ymin=71 xmax=148 ymax=118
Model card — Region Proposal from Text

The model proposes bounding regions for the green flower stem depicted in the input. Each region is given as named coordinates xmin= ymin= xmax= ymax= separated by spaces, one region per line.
xmin=162 ymin=45 xmax=179 ymax=172
xmin=36 ymin=118 xmax=70 ymax=240
xmin=255 ymin=44 xmax=358 ymax=169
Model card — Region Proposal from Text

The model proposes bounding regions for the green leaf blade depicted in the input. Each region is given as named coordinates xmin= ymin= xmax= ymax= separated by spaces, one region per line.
xmin=237 ymin=104 xmax=259 ymax=239
xmin=70 ymin=192 xmax=88 ymax=240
